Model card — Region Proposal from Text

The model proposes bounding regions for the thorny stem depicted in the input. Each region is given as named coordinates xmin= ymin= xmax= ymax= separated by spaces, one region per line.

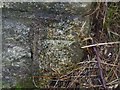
xmin=91 ymin=2 xmax=108 ymax=89
xmin=93 ymin=46 xmax=106 ymax=89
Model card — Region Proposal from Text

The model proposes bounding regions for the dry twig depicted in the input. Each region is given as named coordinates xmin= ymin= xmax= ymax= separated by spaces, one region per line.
xmin=81 ymin=41 xmax=120 ymax=49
